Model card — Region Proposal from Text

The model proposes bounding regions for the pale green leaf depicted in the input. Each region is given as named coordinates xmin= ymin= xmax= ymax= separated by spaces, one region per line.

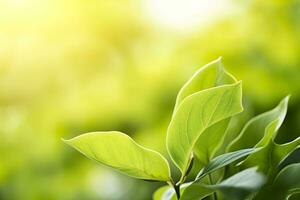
xmin=63 ymin=131 xmax=171 ymax=181
xmin=180 ymin=184 xmax=213 ymax=200
xmin=193 ymin=118 xmax=231 ymax=168
xmin=153 ymin=186 xmax=176 ymax=200
xmin=167 ymin=81 xmax=243 ymax=176
xmin=241 ymin=135 xmax=300 ymax=174
xmin=174 ymin=57 xmax=236 ymax=110
xmin=153 ymin=183 xmax=190 ymax=200
xmin=228 ymin=96 xmax=289 ymax=152
xmin=238 ymin=97 xmax=298 ymax=174
xmin=173 ymin=58 xmax=238 ymax=171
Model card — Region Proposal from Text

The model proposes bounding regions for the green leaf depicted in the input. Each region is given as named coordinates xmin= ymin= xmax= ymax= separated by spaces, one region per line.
xmin=174 ymin=57 xmax=236 ymax=110
xmin=237 ymin=97 xmax=298 ymax=174
xmin=228 ymin=96 xmax=289 ymax=152
xmin=153 ymin=184 xmax=190 ymax=200
xmin=273 ymin=137 xmax=300 ymax=166
xmin=171 ymin=58 xmax=239 ymax=174
xmin=212 ymin=168 xmax=266 ymax=200
xmin=255 ymin=163 xmax=300 ymax=200
xmin=180 ymin=184 xmax=213 ymax=200
xmin=153 ymin=186 xmax=176 ymax=200
xmin=273 ymin=163 xmax=300 ymax=196
xmin=241 ymin=136 xmax=300 ymax=174
xmin=167 ymin=79 xmax=243 ymax=177
xmin=182 ymin=168 xmax=266 ymax=200
xmin=196 ymin=148 xmax=260 ymax=180
xmin=63 ymin=131 xmax=171 ymax=181
xmin=193 ymin=118 xmax=231 ymax=168
xmin=288 ymin=192 xmax=300 ymax=200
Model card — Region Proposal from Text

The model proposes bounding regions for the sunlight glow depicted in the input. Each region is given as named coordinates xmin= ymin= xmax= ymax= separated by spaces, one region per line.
xmin=144 ymin=0 xmax=235 ymax=31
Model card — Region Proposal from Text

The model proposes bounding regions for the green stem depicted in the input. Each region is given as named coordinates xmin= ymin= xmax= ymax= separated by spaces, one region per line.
xmin=178 ymin=154 xmax=194 ymax=184
xmin=206 ymin=152 xmax=217 ymax=200
xmin=170 ymin=154 xmax=194 ymax=199
xmin=168 ymin=180 xmax=181 ymax=200
xmin=174 ymin=184 xmax=181 ymax=200
xmin=208 ymin=174 xmax=217 ymax=200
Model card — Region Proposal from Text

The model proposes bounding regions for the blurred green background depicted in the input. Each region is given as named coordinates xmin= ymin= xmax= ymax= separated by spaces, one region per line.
xmin=1 ymin=0 xmax=300 ymax=199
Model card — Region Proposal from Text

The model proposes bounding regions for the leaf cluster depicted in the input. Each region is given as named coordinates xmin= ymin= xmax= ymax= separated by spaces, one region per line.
xmin=63 ymin=58 xmax=300 ymax=200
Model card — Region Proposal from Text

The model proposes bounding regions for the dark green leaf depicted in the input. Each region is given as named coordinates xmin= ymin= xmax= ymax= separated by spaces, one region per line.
xmin=196 ymin=148 xmax=260 ymax=180
xmin=255 ymin=163 xmax=300 ymax=200
xmin=182 ymin=168 xmax=265 ymax=200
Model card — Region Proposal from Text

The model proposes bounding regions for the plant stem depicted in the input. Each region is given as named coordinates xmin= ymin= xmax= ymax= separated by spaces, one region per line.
xmin=168 ymin=180 xmax=181 ymax=200
xmin=208 ymin=174 xmax=217 ymax=200
xmin=174 ymin=184 xmax=181 ymax=200
xmin=206 ymin=152 xmax=217 ymax=200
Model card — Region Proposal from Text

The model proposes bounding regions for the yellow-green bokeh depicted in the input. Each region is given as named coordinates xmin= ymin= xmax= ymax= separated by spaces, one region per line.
xmin=1 ymin=0 xmax=300 ymax=199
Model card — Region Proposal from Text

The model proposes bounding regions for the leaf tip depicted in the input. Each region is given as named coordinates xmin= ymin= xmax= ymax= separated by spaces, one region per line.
xmin=283 ymin=95 xmax=291 ymax=103
xmin=61 ymin=137 xmax=74 ymax=146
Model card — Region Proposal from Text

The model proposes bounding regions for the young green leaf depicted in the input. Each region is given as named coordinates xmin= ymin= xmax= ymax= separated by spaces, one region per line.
xmin=63 ymin=131 xmax=171 ymax=181
xmin=153 ymin=184 xmax=190 ymax=200
xmin=167 ymin=81 xmax=243 ymax=177
xmin=167 ymin=58 xmax=243 ymax=178
xmin=172 ymin=58 xmax=239 ymax=173
xmin=237 ymin=97 xmax=296 ymax=174
xmin=228 ymin=96 xmax=289 ymax=152
xmin=174 ymin=57 xmax=236 ymax=110
xmin=153 ymin=185 xmax=177 ymax=200
xmin=180 ymin=184 xmax=213 ymax=200
xmin=196 ymin=148 xmax=260 ymax=180
xmin=193 ymin=118 xmax=231 ymax=169
xmin=241 ymin=134 xmax=300 ymax=174
xmin=182 ymin=168 xmax=266 ymax=200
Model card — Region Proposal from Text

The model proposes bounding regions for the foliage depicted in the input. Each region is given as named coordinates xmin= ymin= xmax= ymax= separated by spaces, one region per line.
xmin=64 ymin=58 xmax=300 ymax=200
xmin=2 ymin=1 xmax=300 ymax=199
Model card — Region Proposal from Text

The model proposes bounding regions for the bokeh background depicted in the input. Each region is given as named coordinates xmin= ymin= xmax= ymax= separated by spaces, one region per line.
xmin=1 ymin=0 xmax=300 ymax=199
